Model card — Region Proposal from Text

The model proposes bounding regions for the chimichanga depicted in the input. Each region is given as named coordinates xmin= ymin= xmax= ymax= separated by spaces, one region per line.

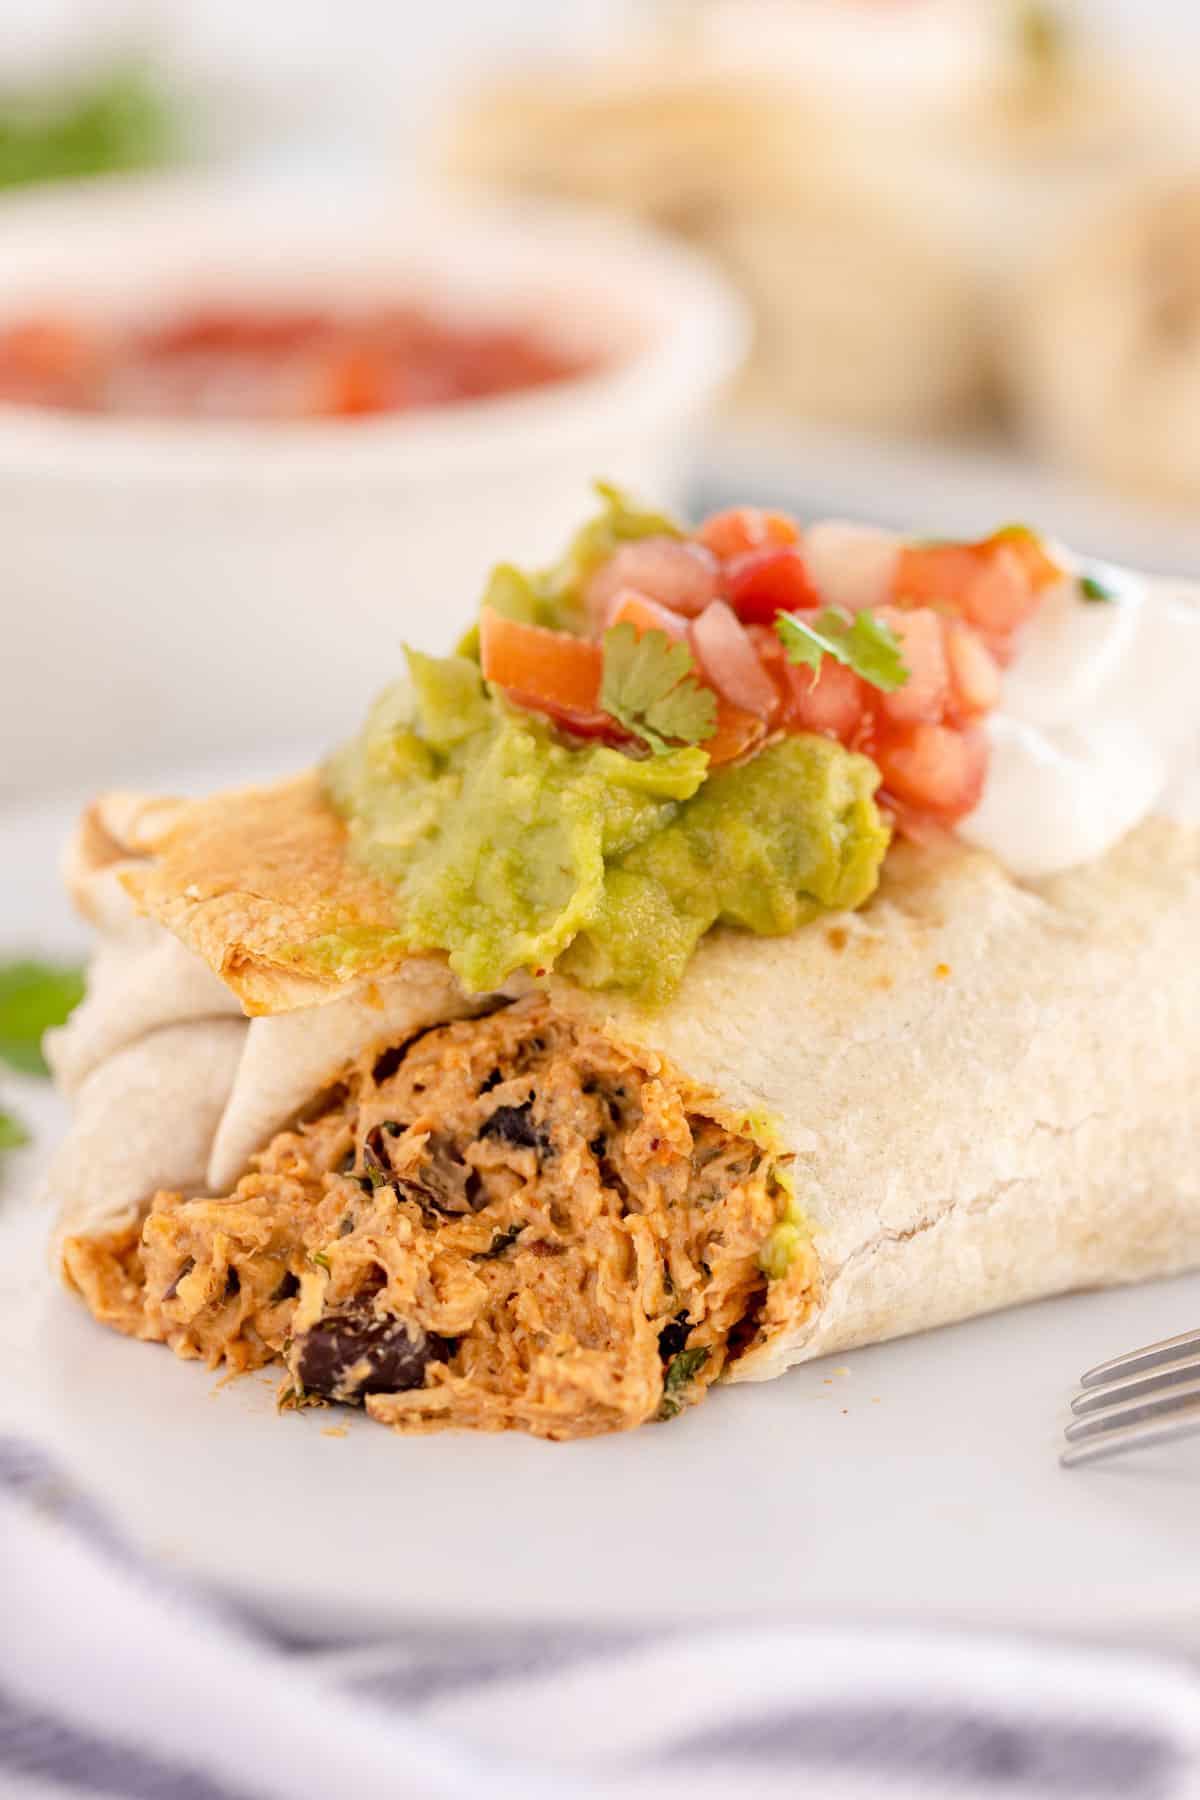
xmin=43 ymin=493 xmax=1200 ymax=1438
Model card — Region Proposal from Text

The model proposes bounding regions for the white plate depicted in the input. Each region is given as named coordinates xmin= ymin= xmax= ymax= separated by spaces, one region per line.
xmin=3 ymin=773 xmax=1199 ymax=1646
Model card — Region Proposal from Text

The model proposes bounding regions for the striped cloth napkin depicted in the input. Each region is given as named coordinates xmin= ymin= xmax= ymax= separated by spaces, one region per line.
xmin=5 ymin=1435 xmax=1200 ymax=1800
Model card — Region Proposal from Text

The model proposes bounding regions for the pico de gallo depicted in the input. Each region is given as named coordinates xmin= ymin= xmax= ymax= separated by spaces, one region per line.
xmin=474 ymin=491 xmax=1059 ymax=831
xmin=0 ymin=304 xmax=596 ymax=420
xmin=323 ymin=487 xmax=1060 ymax=1002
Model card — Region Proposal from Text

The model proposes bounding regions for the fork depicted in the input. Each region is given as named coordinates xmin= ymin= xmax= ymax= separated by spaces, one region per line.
xmin=1060 ymin=1327 xmax=1200 ymax=1466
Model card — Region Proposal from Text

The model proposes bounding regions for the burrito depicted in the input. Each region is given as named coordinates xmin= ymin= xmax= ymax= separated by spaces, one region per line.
xmin=46 ymin=491 xmax=1200 ymax=1439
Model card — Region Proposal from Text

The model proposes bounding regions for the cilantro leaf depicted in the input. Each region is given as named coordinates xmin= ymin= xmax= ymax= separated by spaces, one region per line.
xmin=0 ymin=960 xmax=85 ymax=1077
xmin=658 ymin=1344 xmax=712 ymax=1421
xmin=0 ymin=66 xmax=173 ymax=193
xmin=776 ymin=607 xmax=909 ymax=694
xmin=0 ymin=1109 xmax=29 ymax=1151
xmin=600 ymin=622 xmax=717 ymax=754
xmin=479 ymin=1224 xmax=525 ymax=1260
xmin=1079 ymin=572 xmax=1117 ymax=603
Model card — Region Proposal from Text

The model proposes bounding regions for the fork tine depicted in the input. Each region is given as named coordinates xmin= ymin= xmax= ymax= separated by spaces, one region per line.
xmin=1060 ymin=1397 xmax=1200 ymax=1467
xmin=1064 ymin=1378 xmax=1200 ymax=1441
xmin=1070 ymin=1353 xmax=1200 ymax=1414
xmin=1078 ymin=1327 xmax=1200 ymax=1388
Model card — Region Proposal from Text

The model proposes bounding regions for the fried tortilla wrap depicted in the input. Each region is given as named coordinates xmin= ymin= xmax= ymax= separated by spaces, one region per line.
xmin=44 ymin=775 xmax=1200 ymax=1439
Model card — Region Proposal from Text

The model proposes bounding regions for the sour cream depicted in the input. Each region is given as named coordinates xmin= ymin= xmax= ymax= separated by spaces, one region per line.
xmin=958 ymin=559 xmax=1200 ymax=878
xmin=799 ymin=522 xmax=1200 ymax=880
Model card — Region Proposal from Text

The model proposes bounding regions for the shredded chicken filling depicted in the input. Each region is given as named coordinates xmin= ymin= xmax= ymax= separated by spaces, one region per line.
xmin=62 ymin=999 xmax=819 ymax=1438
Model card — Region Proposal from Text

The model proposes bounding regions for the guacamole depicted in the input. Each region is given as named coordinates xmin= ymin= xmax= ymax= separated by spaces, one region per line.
xmin=324 ymin=648 xmax=888 ymax=1003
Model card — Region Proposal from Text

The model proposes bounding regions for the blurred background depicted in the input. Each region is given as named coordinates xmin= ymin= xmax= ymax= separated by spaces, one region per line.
xmin=3 ymin=0 xmax=1200 ymax=796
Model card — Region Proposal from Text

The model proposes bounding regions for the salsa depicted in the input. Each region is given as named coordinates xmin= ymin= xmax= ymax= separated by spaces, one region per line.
xmin=0 ymin=304 xmax=597 ymax=420
xmin=321 ymin=488 xmax=1059 ymax=1003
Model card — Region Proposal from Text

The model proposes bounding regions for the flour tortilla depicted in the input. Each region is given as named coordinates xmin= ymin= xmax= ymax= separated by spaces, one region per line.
xmin=45 ymin=769 xmax=1200 ymax=1380
xmin=1008 ymin=180 xmax=1200 ymax=506
xmin=46 ymin=1019 xmax=249 ymax=1257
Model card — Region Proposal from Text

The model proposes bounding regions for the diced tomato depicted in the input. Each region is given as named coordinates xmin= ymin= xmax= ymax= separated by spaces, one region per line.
xmin=959 ymin=545 xmax=1041 ymax=636
xmin=501 ymin=691 xmax=624 ymax=740
xmin=704 ymin=694 xmax=768 ymax=766
xmin=874 ymin=606 xmax=948 ymax=725
xmin=745 ymin=622 xmax=796 ymax=718
xmin=873 ymin=722 xmax=988 ymax=822
xmin=604 ymin=589 xmax=689 ymax=639
xmin=479 ymin=608 xmax=609 ymax=731
xmin=892 ymin=535 xmax=1050 ymax=640
xmin=695 ymin=506 xmax=800 ymax=562
xmin=724 ymin=545 xmax=821 ymax=625
xmin=310 ymin=345 xmax=391 ymax=416
xmin=137 ymin=309 xmax=332 ymax=357
xmin=0 ymin=317 xmax=97 ymax=407
xmin=584 ymin=536 xmax=720 ymax=630
xmin=943 ymin=619 xmax=1001 ymax=718
xmin=782 ymin=656 xmax=867 ymax=743
xmin=689 ymin=601 xmax=779 ymax=720
xmin=891 ymin=543 xmax=980 ymax=610
xmin=981 ymin=526 xmax=1061 ymax=592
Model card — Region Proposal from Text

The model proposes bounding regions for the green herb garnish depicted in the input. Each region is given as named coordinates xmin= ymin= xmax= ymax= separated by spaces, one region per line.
xmin=659 ymin=1344 xmax=712 ymax=1420
xmin=0 ymin=960 xmax=85 ymax=1077
xmin=600 ymin=622 xmax=717 ymax=754
xmin=309 ymin=1250 xmax=331 ymax=1272
xmin=479 ymin=1224 xmax=525 ymax=1260
xmin=776 ymin=607 xmax=909 ymax=694
xmin=0 ymin=1110 xmax=29 ymax=1151
xmin=0 ymin=66 xmax=173 ymax=192
xmin=1080 ymin=573 xmax=1117 ymax=603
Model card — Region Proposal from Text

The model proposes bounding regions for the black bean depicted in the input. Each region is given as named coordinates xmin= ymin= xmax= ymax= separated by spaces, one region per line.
xmin=658 ymin=1311 xmax=691 ymax=1361
xmin=162 ymin=1256 xmax=195 ymax=1302
xmin=292 ymin=1302 xmax=452 ymax=1403
xmin=337 ymin=1214 xmax=355 ymax=1238
xmin=479 ymin=1098 xmax=543 ymax=1150
xmin=371 ymin=1022 xmax=446 ymax=1087
xmin=371 ymin=1044 xmax=407 ymax=1085
xmin=478 ymin=1224 xmax=524 ymax=1260
xmin=417 ymin=1134 xmax=482 ymax=1215
xmin=598 ymin=1157 xmax=630 ymax=1206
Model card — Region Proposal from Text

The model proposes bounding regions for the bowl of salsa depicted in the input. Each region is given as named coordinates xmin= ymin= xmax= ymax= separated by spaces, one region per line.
xmin=0 ymin=302 xmax=598 ymax=421
xmin=0 ymin=177 xmax=746 ymax=793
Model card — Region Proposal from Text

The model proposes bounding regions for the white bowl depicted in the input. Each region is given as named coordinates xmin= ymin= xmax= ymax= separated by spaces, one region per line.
xmin=0 ymin=177 xmax=747 ymax=797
